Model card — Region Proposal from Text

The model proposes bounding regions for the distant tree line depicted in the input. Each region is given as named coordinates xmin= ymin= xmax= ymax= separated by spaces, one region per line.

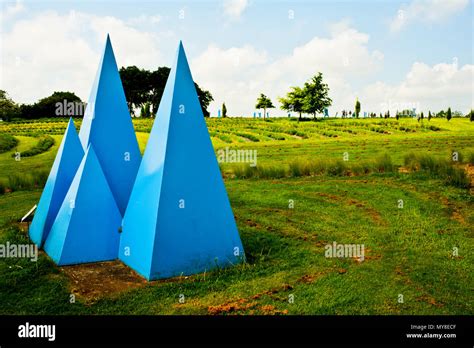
xmin=0 ymin=66 xmax=213 ymax=121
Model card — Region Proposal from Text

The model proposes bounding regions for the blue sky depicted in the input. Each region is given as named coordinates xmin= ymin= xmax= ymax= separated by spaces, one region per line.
xmin=1 ymin=0 xmax=473 ymax=116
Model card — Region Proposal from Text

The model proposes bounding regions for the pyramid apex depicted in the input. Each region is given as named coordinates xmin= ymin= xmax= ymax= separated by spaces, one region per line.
xmin=104 ymin=34 xmax=113 ymax=52
xmin=175 ymin=40 xmax=188 ymax=65
xmin=65 ymin=117 xmax=76 ymax=132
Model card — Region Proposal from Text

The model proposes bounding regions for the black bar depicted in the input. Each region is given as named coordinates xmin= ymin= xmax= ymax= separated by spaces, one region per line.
xmin=0 ymin=315 xmax=472 ymax=346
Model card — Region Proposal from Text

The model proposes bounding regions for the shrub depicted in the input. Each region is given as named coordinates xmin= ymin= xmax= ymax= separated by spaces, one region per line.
xmin=289 ymin=160 xmax=312 ymax=177
xmin=0 ymin=133 xmax=19 ymax=153
xmin=309 ymin=159 xmax=327 ymax=175
xmin=326 ymin=160 xmax=348 ymax=176
xmin=235 ymin=132 xmax=260 ymax=142
xmin=465 ymin=151 xmax=474 ymax=164
xmin=257 ymin=165 xmax=287 ymax=179
xmin=233 ymin=164 xmax=257 ymax=179
xmin=444 ymin=166 xmax=470 ymax=189
xmin=12 ymin=135 xmax=55 ymax=158
xmin=403 ymin=152 xmax=470 ymax=189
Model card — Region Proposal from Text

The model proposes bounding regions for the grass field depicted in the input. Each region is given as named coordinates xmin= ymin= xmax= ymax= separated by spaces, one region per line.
xmin=0 ymin=117 xmax=473 ymax=315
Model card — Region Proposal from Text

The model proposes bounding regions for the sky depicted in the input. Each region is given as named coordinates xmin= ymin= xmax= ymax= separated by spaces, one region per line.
xmin=0 ymin=0 xmax=473 ymax=116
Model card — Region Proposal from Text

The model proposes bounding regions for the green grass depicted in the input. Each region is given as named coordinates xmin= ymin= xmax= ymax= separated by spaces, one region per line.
xmin=0 ymin=117 xmax=472 ymax=315
xmin=12 ymin=135 xmax=55 ymax=158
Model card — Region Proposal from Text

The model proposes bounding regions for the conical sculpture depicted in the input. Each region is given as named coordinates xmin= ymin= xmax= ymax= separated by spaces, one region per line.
xmin=119 ymin=42 xmax=245 ymax=280
xmin=44 ymin=145 xmax=121 ymax=265
xmin=79 ymin=34 xmax=141 ymax=215
xmin=29 ymin=118 xmax=84 ymax=247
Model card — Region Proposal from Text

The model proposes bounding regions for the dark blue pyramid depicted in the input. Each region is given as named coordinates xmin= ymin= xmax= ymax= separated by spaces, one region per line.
xmin=29 ymin=118 xmax=84 ymax=247
xmin=119 ymin=42 xmax=245 ymax=280
xmin=79 ymin=34 xmax=141 ymax=215
xmin=44 ymin=145 xmax=121 ymax=265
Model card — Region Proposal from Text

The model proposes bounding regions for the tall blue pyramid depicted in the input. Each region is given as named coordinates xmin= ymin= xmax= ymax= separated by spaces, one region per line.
xmin=29 ymin=118 xmax=84 ymax=247
xmin=44 ymin=145 xmax=122 ymax=265
xmin=79 ymin=34 xmax=141 ymax=215
xmin=119 ymin=42 xmax=245 ymax=280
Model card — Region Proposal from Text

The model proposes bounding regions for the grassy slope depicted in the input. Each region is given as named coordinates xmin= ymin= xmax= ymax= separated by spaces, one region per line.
xmin=0 ymin=117 xmax=472 ymax=315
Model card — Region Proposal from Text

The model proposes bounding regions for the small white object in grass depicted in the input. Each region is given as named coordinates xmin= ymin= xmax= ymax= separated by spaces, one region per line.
xmin=21 ymin=205 xmax=37 ymax=222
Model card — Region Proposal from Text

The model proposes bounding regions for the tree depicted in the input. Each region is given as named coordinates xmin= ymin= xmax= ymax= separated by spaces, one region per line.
xmin=279 ymin=86 xmax=305 ymax=121
xmin=222 ymin=102 xmax=227 ymax=118
xmin=355 ymin=98 xmax=361 ymax=118
xmin=302 ymin=73 xmax=332 ymax=120
xmin=255 ymin=93 xmax=274 ymax=120
xmin=195 ymin=84 xmax=214 ymax=117
xmin=396 ymin=111 xmax=399 ymax=120
xmin=470 ymin=110 xmax=474 ymax=122
xmin=428 ymin=111 xmax=432 ymax=121
xmin=0 ymin=90 xmax=20 ymax=121
xmin=148 ymin=67 xmax=171 ymax=115
xmin=420 ymin=112 xmax=424 ymax=121
xmin=140 ymin=102 xmax=152 ymax=118
xmin=120 ymin=66 xmax=151 ymax=114
xmin=447 ymin=107 xmax=452 ymax=121
xmin=121 ymin=65 xmax=213 ymax=117
xmin=17 ymin=91 xmax=83 ymax=119
xmin=386 ymin=110 xmax=390 ymax=119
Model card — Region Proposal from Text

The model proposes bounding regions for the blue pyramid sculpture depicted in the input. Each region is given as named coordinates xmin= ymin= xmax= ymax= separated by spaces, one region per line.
xmin=119 ymin=42 xmax=245 ymax=280
xmin=44 ymin=145 xmax=121 ymax=265
xmin=29 ymin=118 xmax=84 ymax=247
xmin=79 ymin=34 xmax=141 ymax=215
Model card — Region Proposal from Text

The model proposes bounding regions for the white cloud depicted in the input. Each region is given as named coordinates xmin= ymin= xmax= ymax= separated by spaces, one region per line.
xmin=223 ymin=0 xmax=248 ymax=19
xmin=1 ymin=0 xmax=25 ymax=21
xmin=390 ymin=0 xmax=469 ymax=32
xmin=127 ymin=14 xmax=162 ymax=26
xmin=192 ymin=22 xmax=383 ymax=116
xmin=360 ymin=61 xmax=474 ymax=114
xmin=0 ymin=10 xmax=165 ymax=104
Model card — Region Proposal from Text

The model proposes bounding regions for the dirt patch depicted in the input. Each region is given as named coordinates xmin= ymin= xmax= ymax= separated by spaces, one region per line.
xmin=61 ymin=260 xmax=147 ymax=302
xmin=415 ymin=294 xmax=444 ymax=308
xmin=207 ymin=298 xmax=258 ymax=315
xmin=440 ymin=196 xmax=467 ymax=225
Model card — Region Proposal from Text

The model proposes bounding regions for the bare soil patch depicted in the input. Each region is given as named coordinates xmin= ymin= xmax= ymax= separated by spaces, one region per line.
xmin=61 ymin=260 xmax=147 ymax=302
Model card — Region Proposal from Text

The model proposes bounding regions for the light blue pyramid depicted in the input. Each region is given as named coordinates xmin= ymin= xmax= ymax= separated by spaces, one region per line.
xmin=119 ymin=42 xmax=245 ymax=280
xmin=79 ymin=34 xmax=141 ymax=215
xmin=44 ymin=145 xmax=121 ymax=265
xmin=29 ymin=118 xmax=84 ymax=247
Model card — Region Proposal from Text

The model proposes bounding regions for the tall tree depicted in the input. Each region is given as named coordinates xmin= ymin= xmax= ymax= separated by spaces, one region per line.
xmin=255 ymin=94 xmax=275 ymax=120
xmin=447 ymin=107 xmax=452 ymax=121
xmin=470 ymin=110 xmax=474 ymax=122
xmin=119 ymin=66 xmax=151 ymax=113
xmin=222 ymin=102 xmax=227 ymax=118
xmin=279 ymin=86 xmax=305 ymax=121
xmin=428 ymin=111 xmax=432 ymax=121
xmin=302 ymin=73 xmax=332 ymax=120
xmin=0 ymin=90 xmax=20 ymax=122
xmin=355 ymin=98 xmax=361 ymax=118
